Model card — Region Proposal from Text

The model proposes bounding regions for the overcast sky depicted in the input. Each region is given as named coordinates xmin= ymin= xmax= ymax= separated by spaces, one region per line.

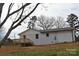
xmin=1 ymin=3 xmax=79 ymax=39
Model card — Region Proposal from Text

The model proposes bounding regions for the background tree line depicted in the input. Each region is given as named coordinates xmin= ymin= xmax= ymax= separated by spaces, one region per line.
xmin=28 ymin=14 xmax=79 ymax=30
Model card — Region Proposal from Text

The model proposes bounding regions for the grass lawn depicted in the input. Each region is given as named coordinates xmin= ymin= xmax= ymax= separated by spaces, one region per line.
xmin=0 ymin=42 xmax=79 ymax=56
xmin=0 ymin=48 xmax=79 ymax=56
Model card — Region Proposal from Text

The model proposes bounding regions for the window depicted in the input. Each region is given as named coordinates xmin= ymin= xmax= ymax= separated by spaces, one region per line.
xmin=23 ymin=35 xmax=26 ymax=39
xmin=54 ymin=36 xmax=56 ymax=40
xmin=46 ymin=33 xmax=49 ymax=37
xmin=36 ymin=34 xmax=39 ymax=39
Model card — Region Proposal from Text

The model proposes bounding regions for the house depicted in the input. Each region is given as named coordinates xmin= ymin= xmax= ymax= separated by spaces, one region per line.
xmin=18 ymin=27 xmax=75 ymax=45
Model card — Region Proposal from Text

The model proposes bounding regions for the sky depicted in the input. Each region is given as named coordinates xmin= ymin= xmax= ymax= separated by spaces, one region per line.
xmin=1 ymin=3 xmax=79 ymax=39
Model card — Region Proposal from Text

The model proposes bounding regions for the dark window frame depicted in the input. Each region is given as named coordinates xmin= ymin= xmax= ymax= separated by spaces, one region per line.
xmin=46 ymin=33 xmax=49 ymax=37
xmin=36 ymin=34 xmax=39 ymax=39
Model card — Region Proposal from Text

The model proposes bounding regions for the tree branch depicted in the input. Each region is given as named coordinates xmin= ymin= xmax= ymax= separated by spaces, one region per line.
xmin=0 ymin=3 xmax=31 ymax=28
xmin=13 ymin=6 xmax=24 ymax=24
xmin=13 ymin=3 xmax=40 ymax=29
xmin=7 ymin=3 xmax=13 ymax=15
xmin=0 ymin=3 xmax=13 ymax=28
xmin=9 ymin=3 xmax=31 ymax=16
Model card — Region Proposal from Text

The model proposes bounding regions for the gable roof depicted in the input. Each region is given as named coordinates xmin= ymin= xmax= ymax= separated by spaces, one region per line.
xmin=18 ymin=28 xmax=40 ymax=35
xmin=18 ymin=27 xmax=74 ymax=35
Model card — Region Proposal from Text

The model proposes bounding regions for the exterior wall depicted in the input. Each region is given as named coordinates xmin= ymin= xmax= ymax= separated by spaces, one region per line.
xmin=55 ymin=31 xmax=73 ymax=43
xmin=19 ymin=29 xmax=73 ymax=45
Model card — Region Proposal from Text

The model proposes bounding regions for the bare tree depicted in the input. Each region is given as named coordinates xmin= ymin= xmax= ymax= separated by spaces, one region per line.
xmin=54 ymin=17 xmax=68 ymax=28
xmin=36 ymin=15 xmax=55 ymax=30
xmin=0 ymin=3 xmax=4 ymax=39
xmin=0 ymin=3 xmax=31 ymax=28
xmin=0 ymin=3 xmax=39 ymax=44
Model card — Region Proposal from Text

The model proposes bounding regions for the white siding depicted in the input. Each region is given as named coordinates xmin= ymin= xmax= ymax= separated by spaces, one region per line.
xmin=19 ymin=29 xmax=73 ymax=45
xmin=56 ymin=31 xmax=73 ymax=43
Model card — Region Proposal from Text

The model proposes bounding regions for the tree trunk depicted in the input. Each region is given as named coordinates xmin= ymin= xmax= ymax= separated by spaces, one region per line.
xmin=1 ymin=27 xmax=13 ymax=44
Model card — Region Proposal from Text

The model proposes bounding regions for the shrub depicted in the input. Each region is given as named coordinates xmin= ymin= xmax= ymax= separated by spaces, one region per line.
xmin=21 ymin=42 xmax=34 ymax=47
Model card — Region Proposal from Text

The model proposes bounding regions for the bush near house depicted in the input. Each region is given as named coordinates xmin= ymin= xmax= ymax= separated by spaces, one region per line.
xmin=75 ymin=36 xmax=79 ymax=42
xmin=20 ymin=42 xmax=34 ymax=47
xmin=0 ymin=38 xmax=14 ymax=48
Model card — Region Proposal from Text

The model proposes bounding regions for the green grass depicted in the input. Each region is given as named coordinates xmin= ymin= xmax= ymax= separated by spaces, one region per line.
xmin=1 ymin=48 xmax=79 ymax=56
